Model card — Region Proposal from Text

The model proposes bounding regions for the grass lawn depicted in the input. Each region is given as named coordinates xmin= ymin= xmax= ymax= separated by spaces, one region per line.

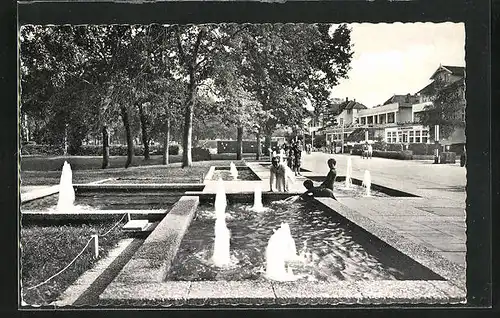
xmin=20 ymin=158 xmax=248 ymax=186
xmin=21 ymin=222 xmax=127 ymax=306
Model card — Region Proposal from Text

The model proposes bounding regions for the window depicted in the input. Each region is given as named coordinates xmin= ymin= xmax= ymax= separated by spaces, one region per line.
xmin=409 ymin=137 xmax=414 ymax=143
xmin=387 ymin=112 xmax=395 ymax=123
xmin=422 ymin=137 xmax=428 ymax=143
xmin=386 ymin=132 xmax=391 ymax=142
xmin=416 ymin=130 xmax=421 ymax=136
xmin=339 ymin=118 xmax=344 ymax=125
xmin=409 ymin=131 xmax=414 ymax=137
xmin=361 ymin=117 xmax=366 ymax=125
xmin=415 ymin=136 xmax=421 ymax=143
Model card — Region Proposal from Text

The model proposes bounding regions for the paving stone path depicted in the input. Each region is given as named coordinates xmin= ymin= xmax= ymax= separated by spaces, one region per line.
xmin=302 ymin=152 xmax=466 ymax=266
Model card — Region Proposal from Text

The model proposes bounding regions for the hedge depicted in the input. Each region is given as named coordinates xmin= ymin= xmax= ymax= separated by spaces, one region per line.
xmin=21 ymin=144 xmax=65 ymax=156
xmin=191 ymin=147 xmax=211 ymax=161
xmin=372 ymin=150 xmax=413 ymax=160
xmin=408 ymin=143 xmax=435 ymax=155
xmin=21 ymin=144 xmax=180 ymax=156
xmin=352 ymin=149 xmax=413 ymax=160
xmin=217 ymin=140 xmax=263 ymax=154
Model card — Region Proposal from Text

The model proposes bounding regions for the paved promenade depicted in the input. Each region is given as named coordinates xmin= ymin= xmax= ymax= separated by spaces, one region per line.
xmin=302 ymin=152 xmax=466 ymax=266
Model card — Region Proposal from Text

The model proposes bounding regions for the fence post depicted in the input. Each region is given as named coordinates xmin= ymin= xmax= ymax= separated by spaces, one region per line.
xmin=92 ymin=234 xmax=99 ymax=259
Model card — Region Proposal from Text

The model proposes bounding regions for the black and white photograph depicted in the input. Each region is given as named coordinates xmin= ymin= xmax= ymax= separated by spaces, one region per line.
xmin=18 ymin=20 xmax=469 ymax=307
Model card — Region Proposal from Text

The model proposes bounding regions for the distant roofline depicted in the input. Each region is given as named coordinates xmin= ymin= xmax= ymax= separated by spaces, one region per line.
xmin=429 ymin=65 xmax=465 ymax=80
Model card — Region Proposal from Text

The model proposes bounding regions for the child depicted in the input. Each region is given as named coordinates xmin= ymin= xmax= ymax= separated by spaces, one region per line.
xmin=320 ymin=158 xmax=337 ymax=191
xmin=269 ymin=156 xmax=289 ymax=192
xmin=300 ymin=180 xmax=337 ymax=201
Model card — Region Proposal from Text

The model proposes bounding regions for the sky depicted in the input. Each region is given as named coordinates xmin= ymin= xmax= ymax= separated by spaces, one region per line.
xmin=331 ymin=22 xmax=465 ymax=107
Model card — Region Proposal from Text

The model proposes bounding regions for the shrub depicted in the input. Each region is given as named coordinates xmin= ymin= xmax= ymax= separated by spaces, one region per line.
xmin=313 ymin=135 xmax=326 ymax=149
xmin=386 ymin=143 xmax=404 ymax=152
xmin=448 ymin=143 xmax=465 ymax=156
xmin=192 ymin=147 xmax=211 ymax=161
xmin=408 ymin=143 xmax=434 ymax=155
xmin=21 ymin=144 xmax=65 ymax=156
xmin=373 ymin=141 xmax=387 ymax=151
xmin=439 ymin=152 xmax=456 ymax=163
xmin=372 ymin=150 xmax=413 ymax=160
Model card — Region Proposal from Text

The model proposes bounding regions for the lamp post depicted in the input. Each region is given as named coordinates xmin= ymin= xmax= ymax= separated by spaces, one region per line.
xmin=434 ymin=124 xmax=440 ymax=164
xmin=341 ymin=121 xmax=345 ymax=154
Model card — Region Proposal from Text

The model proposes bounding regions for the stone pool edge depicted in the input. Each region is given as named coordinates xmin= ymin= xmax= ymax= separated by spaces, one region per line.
xmin=98 ymin=279 xmax=465 ymax=306
xmin=98 ymin=194 xmax=466 ymax=306
xmin=314 ymin=198 xmax=466 ymax=293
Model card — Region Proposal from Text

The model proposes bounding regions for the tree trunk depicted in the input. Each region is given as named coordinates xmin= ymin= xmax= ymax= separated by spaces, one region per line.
xmin=162 ymin=118 xmax=171 ymax=165
xmin=102 ymin=125 xmax=110 ymax=169
xmin=236 ymin=126 xmax=243 ymax=160
xmin=63 ymin=125 xmax=68 ymax=156
xmin=265 ymin=133 xmax=272 ymax=156
xmin=137 ymin=102 xmax=150 ymax=160
xmin=182 ymin=83 xmax=196 ymax=168
xmin=120 ymin=105 xmax=134 ymax=168
xmin=256 ymin=130 xmax=261 ymax=161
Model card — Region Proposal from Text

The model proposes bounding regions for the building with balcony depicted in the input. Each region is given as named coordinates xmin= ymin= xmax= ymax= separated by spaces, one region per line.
xmin=316 ymin=64 xmax=465 ymax=147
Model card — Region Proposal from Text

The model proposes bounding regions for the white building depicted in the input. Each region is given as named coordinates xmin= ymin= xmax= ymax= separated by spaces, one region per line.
xmin=319 ymin=64 xmax=465 ymax=147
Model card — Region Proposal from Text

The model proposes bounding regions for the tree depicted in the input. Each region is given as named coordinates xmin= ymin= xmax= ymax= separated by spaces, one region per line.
xmin=419 ymin=79 xmax=466 ymax=140
xmin=238 ymin=24 xmax=354 ymax=149
xmin=172 ymin=24 xmax=251 ymax=167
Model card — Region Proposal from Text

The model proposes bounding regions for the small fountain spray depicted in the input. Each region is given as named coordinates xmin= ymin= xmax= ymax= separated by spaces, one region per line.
xmin=230 ymin=162 xmax=238 ymax=180
xmin=345 ymin=157 xmax=353 ymax=189
xmin=362 ymin=170 xmax=372 ymax=197
xmin=251 ymin=187 xmax=267 ymax=212
xmin=212 ymin=178 xmax=231 ymax=267
xmin=265 ymin=223 xmax=299 ymax=281
xmin=57 ymin=161 xmax=75 ymax=212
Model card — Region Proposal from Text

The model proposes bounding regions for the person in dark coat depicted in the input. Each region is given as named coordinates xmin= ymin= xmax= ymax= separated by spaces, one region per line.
xmin=293 ymin=141 xmax=303 ymax=176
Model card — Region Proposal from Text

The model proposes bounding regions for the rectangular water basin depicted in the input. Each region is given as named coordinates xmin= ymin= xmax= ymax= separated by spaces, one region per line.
xmin=167 ymin=197 xmax=443 ymax=282
xmin=21 ymin=190 xmax=182 ymax=212
xmin=211 ymin=167 xmax=261 ymax=181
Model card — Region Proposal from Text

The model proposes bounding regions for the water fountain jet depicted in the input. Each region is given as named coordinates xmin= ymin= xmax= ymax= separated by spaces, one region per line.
xmin=230 ymin=162 xmax=238 ymax=180
xmin=345 ymin=157 xmax=353 ymax=189
xmin=212 ymin=178 xmax=231 ymax=267
xmin=57 ymin=161 xmax=75 ymax=212
xmin=362 ymin=170 xmax=372 ymax=197
xmin=265 ymin=223 xmax=299 ymax=281
xmin=250 ymin=187 xmax=268 ymax=212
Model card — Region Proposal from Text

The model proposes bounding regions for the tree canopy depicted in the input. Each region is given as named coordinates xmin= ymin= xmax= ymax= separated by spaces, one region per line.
xmin=20 ymin=23 xmax=354 ymax=167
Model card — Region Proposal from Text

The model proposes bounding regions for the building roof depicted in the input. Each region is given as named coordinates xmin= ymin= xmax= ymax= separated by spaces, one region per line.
xmin=430 ymin=65 xmax=465 ymax=80
xmin=382 ymin=94 xmax=420 ymax=106
xmin=326 ymin=100 xmax=367 ymax=115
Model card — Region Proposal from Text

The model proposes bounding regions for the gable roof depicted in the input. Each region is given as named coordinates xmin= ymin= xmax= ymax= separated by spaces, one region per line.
xmin=430 ymin=65 xmax=465 ymax=80
xmin=382 ymin=94 xmax=420 ymax=106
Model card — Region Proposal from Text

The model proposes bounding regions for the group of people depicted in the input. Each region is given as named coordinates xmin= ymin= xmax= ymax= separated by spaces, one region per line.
xmin=269 ymin=151 xmax=338 ymax=200
xmin=362 ymin=141 xmax=373 ymax=159
xmin=270 ymin=141 xmax=304 ymax=177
